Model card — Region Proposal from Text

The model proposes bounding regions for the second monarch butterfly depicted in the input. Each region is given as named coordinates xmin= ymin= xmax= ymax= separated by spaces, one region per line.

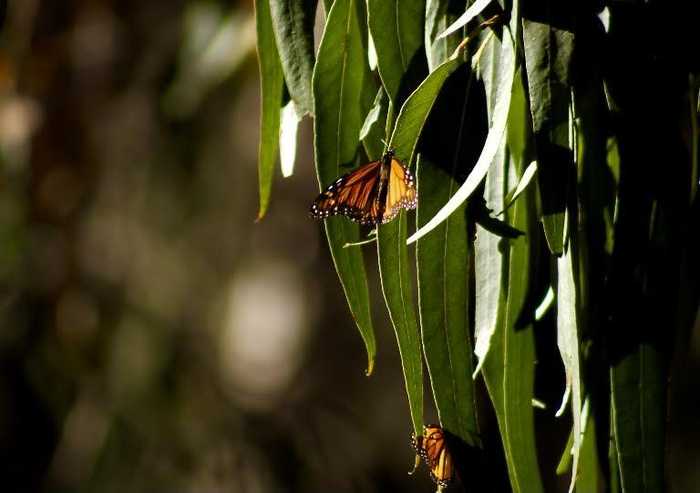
xmin=411 ymin=424 xmax=454 ymax=488
xmin=309 ymin=149 xmax=417 ymax=225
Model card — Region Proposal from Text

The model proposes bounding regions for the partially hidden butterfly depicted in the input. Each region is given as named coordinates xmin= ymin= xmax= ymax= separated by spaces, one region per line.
xmin=309 ymin=149 xmax=417 ymax=225
xmin=411 ymin=424 xmax=454 ymax=488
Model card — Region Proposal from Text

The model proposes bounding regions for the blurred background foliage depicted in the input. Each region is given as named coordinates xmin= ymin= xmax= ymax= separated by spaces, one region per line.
xmin=0 ymin=1 xmax=440 ymax=491
xmin=0 ymin=1 xmax=698 ymax=493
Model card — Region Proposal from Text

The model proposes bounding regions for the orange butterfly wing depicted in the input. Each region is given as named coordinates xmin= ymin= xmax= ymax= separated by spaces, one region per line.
xmin=381 ymin=158 xmax=417 ymax=224
xmin=412 ymin=425 xmax=454 ymax=488
xmin=310 ymin=153 xmax=417 ymax=225
xmin=309 ymin=160 xmax=383 ymax=225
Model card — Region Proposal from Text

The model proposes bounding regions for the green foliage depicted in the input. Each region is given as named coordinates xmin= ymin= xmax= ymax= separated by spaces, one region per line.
xmin=256 ymin=0 xmax=700 ymax=491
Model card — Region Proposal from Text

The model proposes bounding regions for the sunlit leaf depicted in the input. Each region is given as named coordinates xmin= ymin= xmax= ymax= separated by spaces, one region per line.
xmin=367 ymin=0 xmax=425 ymax=104
xmin=416 ymin=64 xmax=481 ymax=447
xmin=406 ymin=29 xmax=511 ymax=245
xmin=425 ymin=0 xmax=467 ymax=71
xmin=377 ymin=214 xmax=424 ymax=434
xmin=436 ymin=0 xmax=493 ymax=40
xmin=312 ymin=0 xmax=376 ymax=374
xmin=255 ymin=0 xmax=284 ymax=219
xmin=279 ymin=100 xmax=299 ymax=177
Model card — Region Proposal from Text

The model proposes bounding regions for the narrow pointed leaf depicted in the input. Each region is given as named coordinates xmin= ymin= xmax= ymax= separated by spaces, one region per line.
xmin=313 ymin=0 xmax=376 ymax=374
xmin=522 ymin=4 xmax=575 ymax=255
xmin=255 ymin=0 xmax=284 ymax=219
xmin=367 ymin=0 xmax=425 ymax=104
xmin=406 ymin=29 xmax=514 ymax=245
xmin=425 ymin=0 xmax=467 ymax=71
xmin=269 ymin=0 xmax=318 ymax=116
xmin=557 ymin=235 xmax=584 ymax=493
xmin=377 ymin=215 xmax=424 ymax=434
xmin=436 ymin=0 xmax=492 ymax=40
xmin=416 ymin=65 xmax=481 ymax=446
xmin=389 ymin=55 xmax=466 ymax=165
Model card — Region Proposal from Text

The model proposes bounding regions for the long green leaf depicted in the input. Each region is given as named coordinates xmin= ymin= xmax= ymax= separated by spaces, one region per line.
xmin=424 ymin=0 xmax=466 ymax=71
xmin=255 ymin=0 xmax=284 ymax=219
xmin=390 ymin=55 xmax=465 ymax=166
xmin=522 ymin=5 xmax=575 ymax=255
xmin=406 ymin=27 xmax=512 ymax=245
xmin=312 ymin=0 xmax=376 ymax=374
xmin=367 ymin=0 xmax=425 ymax=104
xmin=472 ymin=18 xmax=514 ymax=374
xmin=611 ymin=346 xmax=666 ymax=493
xmin=377 ymin=215 xmax=424 ymax=434
xmin=556 ymin=235 xmax=584 ymax=493
xmin=476 ymin=6 xmax=544 ymax=491
xmin=269 ymin=0 xmax=317 ymax=116
xmin=416 ymin=65 xmax=480 ymax=447
xmin=480 ymin=163 xmax=542 ymax=493
xmin=436 ymin=0 xmax=492 ymax=40
xmin=367 ymin=0 xmax=426 ymax=436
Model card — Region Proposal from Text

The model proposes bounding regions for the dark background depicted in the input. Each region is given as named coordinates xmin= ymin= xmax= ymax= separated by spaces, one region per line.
xmin=0 ymin=1 xmax=697 ymax=492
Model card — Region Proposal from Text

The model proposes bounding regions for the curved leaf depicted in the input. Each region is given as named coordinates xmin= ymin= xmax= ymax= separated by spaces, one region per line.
xmin=312 ymin=0 xmax=376 ymax=374
xmin=405 ymin=28 xmax=512 ymax=245
xmin=425 ymin=0 xmax=466 ymax=71
xmin=255 ymin=0 xmax=285 ymax=219
xmin=367 ymin=0 xmax=425 ymax=104
xmin=269 ymin=0 xmax=318 ymax=116
xmin=416 ymin=66 xmax=480 ymax=446
xmin=377 ymin=215 xmax=424 ymax=434
xmin=436 ymin=0 xmax=493 ymax=40
xmin=389 ymin=55 xmax=465 ymax=165
xmin=522 ymin=4 xmax=576 ymax=255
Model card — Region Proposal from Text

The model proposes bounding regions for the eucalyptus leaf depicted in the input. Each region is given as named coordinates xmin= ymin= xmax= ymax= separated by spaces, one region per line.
xmin=367 ymin=0 xmax=425 ymax=104
xmin=522 ymin=7 xmax=575 ymax=255
xmin=377 ymin=215 xmax=424 ymax=434
xmin=269 ymin=0 xmax=318 ymax=116
xmin=312 ymin=0 xmax=376 ymax=374
xmin=255 ymin=0 xmax=284 ymax=219
xmin=436 ymin=0 xmax=493 ymax=40
xmin=406 ymin=28 xmax=512 ymax=245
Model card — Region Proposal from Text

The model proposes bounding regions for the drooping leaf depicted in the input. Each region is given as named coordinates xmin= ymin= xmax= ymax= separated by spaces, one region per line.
xmin=390 ymin=55 xmax=466 ymax=166
xmin=255 ymin=0 xmax=285 ymax=219
xmin=556 ymin=232 xmax=584 ymax=493
xmin=416 ymin=65 xmax=483 ymax=447
xmin=376 ymin=215 xmax=424 ymax=434
xmin=476 ymin=7 xmax=544 ymax=491
xmin=367 ymin=0 xmax=426 ymax=104
xmin=521 ymin=3 xmax=575 ymax=255
xmin=269 ymin=0 xmax=318 ymax=116
xmin=312 ymin=0 xmax=376 ymax=374
xmin=425 ymin=0 xmax=467 ymax=72
xmin=436 ymin=0 xmax=493 ymax=40
xmin=406 ymin=27 xmax=512 ymax=245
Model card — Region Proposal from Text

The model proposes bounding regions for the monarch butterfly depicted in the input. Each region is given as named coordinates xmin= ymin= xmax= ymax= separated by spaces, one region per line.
xmin=309 ymin=149 xmax=417 ymax=225
xmin=411 ymin=424 xmax=454 ymax=488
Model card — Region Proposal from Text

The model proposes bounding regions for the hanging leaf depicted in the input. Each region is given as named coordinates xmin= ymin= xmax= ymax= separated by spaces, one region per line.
xmin=367 ymin=0 xmax=426 ymax=104
xmin=436 ymin=0 xmax=493 ymax=40
xmin=376 ymin=215 xmax=424 ymax=434
xmin=312 ymin=0 xmax=376 ymax=374
xmin=522 ymin=2 xmax=576 ymax=255
xmin=406 ymin=27 xmax=512 ymax=245
xmin=255 ymin=0 xmax=285 ymax=219
xmin=416 ymin=64 xmax=483 ymax=447
xmin=424 ymin=0 xmax=467 ymax=71
xmin=269 ymin=0 xmax=318 ymax=116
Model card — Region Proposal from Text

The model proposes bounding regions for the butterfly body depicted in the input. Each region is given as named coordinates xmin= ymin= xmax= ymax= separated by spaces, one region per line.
xmin=412 ymin=424 xmax=454 ymax=488
xmin=310 ymin=149 xmax=417 ymax=225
